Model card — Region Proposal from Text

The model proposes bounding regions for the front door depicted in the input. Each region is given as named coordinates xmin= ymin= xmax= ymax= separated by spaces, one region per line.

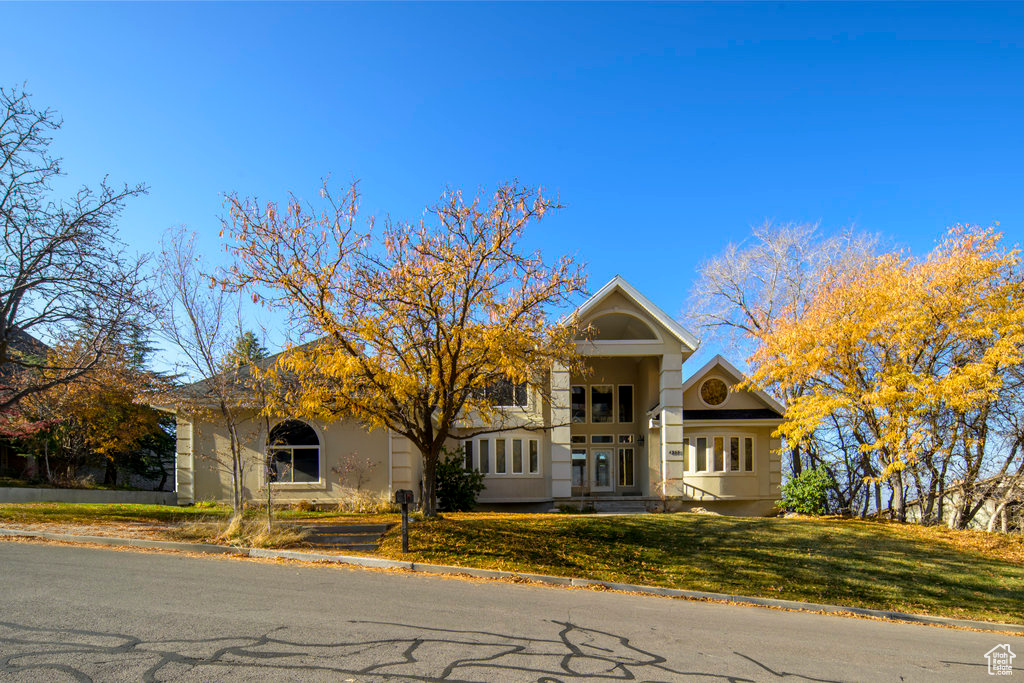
xmin=592 ymin=448 xmax=613 ymax=492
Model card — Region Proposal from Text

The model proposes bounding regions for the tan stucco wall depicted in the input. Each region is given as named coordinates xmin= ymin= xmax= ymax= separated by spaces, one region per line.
xmin=678 ymin=424 xmax=780 ymax=505
xmin=179 ymin=413 xmax=391 ymax=505
xmin=683 ymin=375 xmax=765 ymax=411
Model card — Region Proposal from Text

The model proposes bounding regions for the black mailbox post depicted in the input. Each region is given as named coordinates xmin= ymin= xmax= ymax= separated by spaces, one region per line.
xmin=394 ymin=489 xmax=414 ymax=553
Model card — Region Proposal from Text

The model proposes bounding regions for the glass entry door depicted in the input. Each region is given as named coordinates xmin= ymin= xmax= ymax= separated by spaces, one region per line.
xmin=592 ymin=448 xmax=613 ymax=491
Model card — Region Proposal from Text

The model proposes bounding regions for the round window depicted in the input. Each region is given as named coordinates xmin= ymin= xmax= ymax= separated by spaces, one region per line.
xmin=699 ymin=378 xmax=729 ymax=406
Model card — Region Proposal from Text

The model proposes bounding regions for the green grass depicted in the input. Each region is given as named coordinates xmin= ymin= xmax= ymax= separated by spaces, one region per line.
xmin=376 ymin=513 xmax=1024 ymax=624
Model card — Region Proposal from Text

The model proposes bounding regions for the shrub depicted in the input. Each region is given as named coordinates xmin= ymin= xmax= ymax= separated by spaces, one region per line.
xmin=336 ymin=488 xmax=397 ymax=514
xmin=436 ymin=447 xmax=485 ymax=512
xmin=780 ymin=465 xmax=834 ymax=515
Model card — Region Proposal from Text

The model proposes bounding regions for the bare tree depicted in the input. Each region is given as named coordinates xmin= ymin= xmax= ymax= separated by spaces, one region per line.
xmin=0 ymin=84 xmax=148 ymax=413
xmin=156 ymin=227 xmax=250 ymax=517
xmin=686 ymin=221 xmax=876 ymax=479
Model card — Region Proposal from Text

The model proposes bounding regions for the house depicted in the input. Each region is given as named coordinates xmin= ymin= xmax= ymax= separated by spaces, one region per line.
xmin=172 ymin=276 xmax=783 ymax=515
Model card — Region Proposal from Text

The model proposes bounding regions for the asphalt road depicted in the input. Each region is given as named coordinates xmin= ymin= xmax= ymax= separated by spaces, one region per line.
xmin=0 ymin=541 xmax=1019 ymax=682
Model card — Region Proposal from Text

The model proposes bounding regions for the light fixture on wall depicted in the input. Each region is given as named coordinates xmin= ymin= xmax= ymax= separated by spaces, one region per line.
xmin=638 ymin=435 xmax=645 ymax=447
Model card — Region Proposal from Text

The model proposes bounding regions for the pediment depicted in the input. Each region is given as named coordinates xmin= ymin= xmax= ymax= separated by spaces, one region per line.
xmin=569 ymin=276 xmax=698 ymax=349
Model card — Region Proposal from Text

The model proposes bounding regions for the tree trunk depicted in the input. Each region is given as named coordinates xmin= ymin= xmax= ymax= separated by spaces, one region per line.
xmin=790 ymin=444 xmax=802 ymax=476
xmin=103 ymin=458 xmax=118 ymax=487
xmin=421 ymin=448 xmax=440 ymax=517
xmin=892 ymin=471 xmax=906 ymax=523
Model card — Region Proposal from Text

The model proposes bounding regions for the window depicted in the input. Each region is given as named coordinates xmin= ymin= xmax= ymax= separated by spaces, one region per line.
xmin=571 ymin=386 xmax=586 ymax=423
xmin=571 ymin=435 xmax=586 ymax=444
xmin=571 ymin=449 xmax=588 ymax=486
xmin=713 ymin=437 xmax=725 ymax=472
xmin=699 ymin=378 xmax=729 ymax=407
xmin=593 ymin=449 xmax=612 ymax=488
xmin=618 ymin=385 xmax=634 ymax=423
xmin=591 ymin=434 xmax=613 ymax=444
xmin=618 ymin=434 xmax=633 ymax=443
xmin=268 ymin=420 xmax=320 ymax=484
xmin=462 ymin=434 xmax=540 ymax=476
xmin=618 ymin=447 xmax=635 ymax=487
xmin=495 ymin=439 xmax=507 ymax=474
xmin=479 ymin=439 xmax=490 ymax=474
xmin=685 ymin=434 xmax=756 ymax=474
xmin=591 ymin=385 xmax=613 ymax=423
xmin=487 ymin=378 xmax=528 ymax=407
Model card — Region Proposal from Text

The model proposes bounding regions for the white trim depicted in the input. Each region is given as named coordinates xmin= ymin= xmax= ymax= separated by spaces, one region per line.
xmin=579 ymin=310 xmax=663 ymax=342
xmin=697 ymin=376 xmax=731 ymax=408
xmin=681 ymin=354 xmax=786 ymax=415
xmin=265 ymin=418 xmax=327 ymax=489
xmin=590 ymin=446 xmax=614 ymax=491
xmin=617 ymin=384 xmax=635 ymax=424
xmin=683 ymin=432 xmax=757 ymax=475
xmin=462 ymin=433 xmax=544 ymax=479
xmin=564 ymin=276 xmax=700 ymax=351
xmin=684 ymin=418 xmax=783 ymax=427
xmin=590 ymin=384 xmax=614 ymax=424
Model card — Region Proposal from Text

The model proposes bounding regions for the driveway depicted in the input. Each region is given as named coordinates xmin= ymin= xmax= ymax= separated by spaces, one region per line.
xmin=0 ymin=540 xmax=1018 ymax=681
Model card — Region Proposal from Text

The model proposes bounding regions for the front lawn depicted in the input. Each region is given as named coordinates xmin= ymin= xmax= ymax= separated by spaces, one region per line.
xmin=376 ymin=513 xmax=1024 ymax=624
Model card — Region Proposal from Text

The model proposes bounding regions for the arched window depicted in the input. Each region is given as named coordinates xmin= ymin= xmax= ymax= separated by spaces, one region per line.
xmin=268 ymin=420 xmax=320 ymax=483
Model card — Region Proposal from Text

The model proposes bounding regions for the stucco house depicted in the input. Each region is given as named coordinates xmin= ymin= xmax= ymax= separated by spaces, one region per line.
xmin=172 ymin=276 xmax=783 ymax=515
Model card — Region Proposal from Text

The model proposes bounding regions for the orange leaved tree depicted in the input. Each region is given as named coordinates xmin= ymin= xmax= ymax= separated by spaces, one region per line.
xmin=222 ymin=181 xmax=586 ymax=516
xmin=748 ymin=227 xmax=1024 ymax=522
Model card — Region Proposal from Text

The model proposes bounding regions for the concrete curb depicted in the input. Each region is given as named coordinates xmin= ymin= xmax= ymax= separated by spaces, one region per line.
xmin=2 ymin=527 xmax=1022 ymax=634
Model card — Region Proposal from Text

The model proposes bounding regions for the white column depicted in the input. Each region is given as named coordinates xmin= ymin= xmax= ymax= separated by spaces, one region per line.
xmin=659 ymin=354 xmax=685 ymax=497
xmin=550 ymin=362 xmax=572 ymax=499
xmin=176 ymin=419 xmax=195 ymax=505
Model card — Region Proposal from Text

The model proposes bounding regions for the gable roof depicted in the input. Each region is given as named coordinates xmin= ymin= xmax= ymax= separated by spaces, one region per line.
xmin=569 ymin=275 xmax=699 ymax=351
xmin=681 ymin=353 xmax=786 ymax=415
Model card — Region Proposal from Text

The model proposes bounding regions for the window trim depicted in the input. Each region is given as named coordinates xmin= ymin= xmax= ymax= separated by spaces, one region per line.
xmin=462 ymin=434 xmax=543 ymax=478
xmin=617 ymin=444 xmax=635 ymax=488
xmin=486 ymin=378 xmax=530 ymax=409
xmin=590 ymin=384 xmax=614 ymax=424
xmin=683 ymin=433 xmax=756 ymax=475
xmin=570 ymin=385 xmax=587 ymax=424
xmin=266 ymin=419 xmax=325 ymax=489
xmin=617 ymin=384 xmax=634 ymax=424
xmin=697 ymin=376 xmax=731 ymax=408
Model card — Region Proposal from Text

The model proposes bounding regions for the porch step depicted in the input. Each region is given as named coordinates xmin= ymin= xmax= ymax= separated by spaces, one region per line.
xmin=296 ymin=523 xmax=392 ymax=551
xmin=592 ymin=500 xmax=650 ymax=514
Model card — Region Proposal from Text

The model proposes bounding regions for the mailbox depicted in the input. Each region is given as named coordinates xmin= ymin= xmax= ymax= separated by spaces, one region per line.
xmin=394 ymin=489 xmax=414 ymax=505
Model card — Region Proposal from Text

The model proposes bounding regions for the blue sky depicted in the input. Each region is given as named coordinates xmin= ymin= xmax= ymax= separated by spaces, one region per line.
xmin=3 ymin=2 xmax=1023 ymax=370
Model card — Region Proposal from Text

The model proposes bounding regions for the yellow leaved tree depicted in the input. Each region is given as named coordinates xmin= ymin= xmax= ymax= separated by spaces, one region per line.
xmin=222 ymin=181 xmax=587 ymax=516
xmin=748 ymin=226 xmax=1024 ymax=522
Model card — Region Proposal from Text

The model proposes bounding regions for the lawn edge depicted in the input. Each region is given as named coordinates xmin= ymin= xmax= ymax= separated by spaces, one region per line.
xmin=2 ymin=526 xmax=1021 ymax=635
